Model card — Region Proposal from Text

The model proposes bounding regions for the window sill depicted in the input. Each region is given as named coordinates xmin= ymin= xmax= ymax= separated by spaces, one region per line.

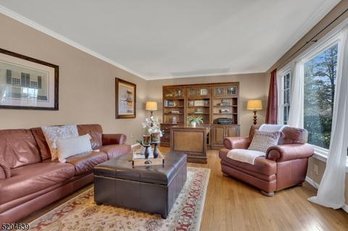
xmin=312 ymin=151 xmax=348 ymax=173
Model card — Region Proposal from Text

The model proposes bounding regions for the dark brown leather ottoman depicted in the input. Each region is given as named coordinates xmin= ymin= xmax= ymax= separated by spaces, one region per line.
xmin=93 ymin=152 xmax=187 ymax=218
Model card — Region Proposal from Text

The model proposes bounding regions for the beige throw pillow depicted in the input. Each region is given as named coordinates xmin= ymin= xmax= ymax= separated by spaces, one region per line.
xmin=56 ymin=134 xmax=92 ymax=163
xmin=248 ymin=130 xmax=280 ymax=153
xmin=41 ymin=125 xmax=79 ymax=161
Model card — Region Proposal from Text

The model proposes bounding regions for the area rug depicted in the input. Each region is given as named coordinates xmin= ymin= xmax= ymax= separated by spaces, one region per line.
xmin=29 ymin=167 xmax=210 ymax=231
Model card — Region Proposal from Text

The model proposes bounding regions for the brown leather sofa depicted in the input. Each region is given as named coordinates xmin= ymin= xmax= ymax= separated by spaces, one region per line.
xmin=219 ymin=125 xmax=314 ymax=196
xmin=0 ymin=124 xmax=131 ymax=225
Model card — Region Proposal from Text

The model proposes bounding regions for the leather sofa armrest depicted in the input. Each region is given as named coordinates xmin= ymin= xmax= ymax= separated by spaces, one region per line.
xmin=266 ymin=144 xmax=314 ymax=162
xmin=223 ymin=137 xmax=251 ymax=150
xmin=102 ymin=134 xmax=127 ymax=145
xmin=0 ymin=162 xmax=11 ymax=179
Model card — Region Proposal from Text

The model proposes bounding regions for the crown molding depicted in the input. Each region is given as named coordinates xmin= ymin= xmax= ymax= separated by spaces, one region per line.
xmin=146 ymin=70 xmax=266 ymax=81
xmin=0 ymin=5 xmax=147 ymax=80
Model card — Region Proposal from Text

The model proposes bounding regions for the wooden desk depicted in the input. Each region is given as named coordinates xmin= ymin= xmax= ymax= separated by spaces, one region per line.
xmin=170 ymin=126 xmax=209 ymax=163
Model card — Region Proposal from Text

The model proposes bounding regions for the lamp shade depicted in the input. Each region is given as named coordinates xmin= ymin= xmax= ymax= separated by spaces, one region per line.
xmin=145 ymin=101 xmax=158 ymax=111
xmin=247 ymin=100 xmax=263 ymax=111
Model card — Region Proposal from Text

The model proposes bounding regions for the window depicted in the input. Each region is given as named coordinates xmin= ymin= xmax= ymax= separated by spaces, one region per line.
xmin=278 ymin=71 xmax=291 ymax=125
xmin=303 ymin=44 xmax=338 ymax=149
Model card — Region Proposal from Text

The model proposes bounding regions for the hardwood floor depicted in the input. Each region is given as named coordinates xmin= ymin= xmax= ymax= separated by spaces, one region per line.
xmin=184 ymin=149 xmax=348 ymax=231
xmin=22 ymin=148 xmax=348 ymax=231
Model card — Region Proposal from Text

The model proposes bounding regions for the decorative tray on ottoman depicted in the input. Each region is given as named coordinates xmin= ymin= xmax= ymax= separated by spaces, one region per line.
xmin=132 ymin=152 xmax=164 ymax=167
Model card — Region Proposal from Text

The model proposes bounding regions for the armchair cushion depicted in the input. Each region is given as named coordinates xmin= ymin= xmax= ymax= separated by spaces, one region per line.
xmin=227 ymin=149 xmax=265 ymax=165
xmin=249 ymin=130 xmax=281 ymax=152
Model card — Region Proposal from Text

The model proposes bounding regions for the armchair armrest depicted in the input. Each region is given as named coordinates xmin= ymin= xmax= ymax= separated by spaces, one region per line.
xmin=223 ymin=137 xmax=251 ymax=150
xmin=266 ymin=144 xmax=314 ymax=162
xmin=102 ymin=134 xmax=127 ymax=145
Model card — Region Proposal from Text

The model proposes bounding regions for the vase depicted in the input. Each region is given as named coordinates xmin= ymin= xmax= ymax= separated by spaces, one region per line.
xmin=191 ymin=121 xmax=197 ymax=127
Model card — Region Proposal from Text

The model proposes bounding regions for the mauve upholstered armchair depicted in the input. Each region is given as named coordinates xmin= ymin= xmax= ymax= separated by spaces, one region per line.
xmin=219 ymin=125 xmax=314 ymax=196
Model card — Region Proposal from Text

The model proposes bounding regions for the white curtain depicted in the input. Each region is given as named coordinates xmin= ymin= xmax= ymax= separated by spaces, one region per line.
xmin=308 ymin=28 xmax=348 ymax=210
xmin=287 ymin=61 xmax=304 ymax=128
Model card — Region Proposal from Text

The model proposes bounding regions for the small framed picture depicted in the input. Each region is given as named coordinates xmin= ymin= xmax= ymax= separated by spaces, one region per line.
xmin=227 ymin=86 xmax=237 ymax=95
xmin=0 ymin=48 xmax=59 ymax=110
xmin=115 ymin=78 xmax=136 ymax=119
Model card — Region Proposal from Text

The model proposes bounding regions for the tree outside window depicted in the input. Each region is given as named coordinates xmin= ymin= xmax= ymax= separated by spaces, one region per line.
xmin=304 ymin=44 xmax=338 ymax=149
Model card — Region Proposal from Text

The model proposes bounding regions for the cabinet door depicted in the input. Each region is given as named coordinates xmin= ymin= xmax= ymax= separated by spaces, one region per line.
xmin=225 ymin=125 xmax=240 ymax=137
xmin=211 ymin=125 xmax=225 ymax=145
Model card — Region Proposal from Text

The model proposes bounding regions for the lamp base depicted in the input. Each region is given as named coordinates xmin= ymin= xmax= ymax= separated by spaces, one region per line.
xmin=253 ymin=111 xmax=257 ymax=125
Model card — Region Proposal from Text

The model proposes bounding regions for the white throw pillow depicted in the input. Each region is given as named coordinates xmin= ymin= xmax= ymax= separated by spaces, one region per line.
xmin=41 ymin=125 xmax=79 ymax=160
xmin=248 ymin=130 xmax=280 ymax=153
xmin=56 ymin=134 xmax=92 ymax=163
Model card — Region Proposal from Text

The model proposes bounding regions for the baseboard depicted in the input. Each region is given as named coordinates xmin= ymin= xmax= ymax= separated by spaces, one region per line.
xmin=343 ymin=204 xmax=348 ymax=213
xmin=305 ymin=176 xmax=319 ymax=189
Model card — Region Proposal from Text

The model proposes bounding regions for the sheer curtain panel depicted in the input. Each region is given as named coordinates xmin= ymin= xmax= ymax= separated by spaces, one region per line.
xmin=308 ymin=28 xmax=348 ymax=210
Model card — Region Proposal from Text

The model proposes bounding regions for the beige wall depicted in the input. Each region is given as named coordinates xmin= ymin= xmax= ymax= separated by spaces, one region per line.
xmin=0 ymin=13 xmax=147 ymax=144
xmin=146 ymin=73 xmax=268 ymax=136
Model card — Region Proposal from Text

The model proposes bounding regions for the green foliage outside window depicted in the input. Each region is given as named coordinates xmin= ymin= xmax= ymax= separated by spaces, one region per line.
xmin=304 ymin=44 xmax=338 ymax=149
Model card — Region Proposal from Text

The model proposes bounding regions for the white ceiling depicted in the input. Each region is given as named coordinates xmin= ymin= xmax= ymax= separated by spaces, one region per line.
xmin=0 ymin=0 xmax=341 ymax=80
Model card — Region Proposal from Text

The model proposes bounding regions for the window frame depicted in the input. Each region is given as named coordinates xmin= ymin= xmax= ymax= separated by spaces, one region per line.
xmin=277 ymin=67 xmax=292 ymax=125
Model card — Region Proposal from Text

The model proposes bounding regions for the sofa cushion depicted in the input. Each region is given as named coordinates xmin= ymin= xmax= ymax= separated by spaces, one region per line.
xmin=249 ymin=130 xmax=280 ymax=153
xmin=65 ymin=151 xmax=108 ymax=175
xmin=0 ymin=162 xmax=75 ymax=205
xmin=100 ymin=144 xmax=131 ymax=159
xmin=0 ymin=160 xmax=11 ymax=178
xmin=31 ymin=127 xmax=52 ymax=160
xmin=0 ymin=129 xmax=41 ymax=168
xmin=41 ymin=125 xmax=79 ymax=161
xmin=56 ymin=134 xmax=92 ymax=163
xmin=77 ymin=124 xmax=103 ymax=150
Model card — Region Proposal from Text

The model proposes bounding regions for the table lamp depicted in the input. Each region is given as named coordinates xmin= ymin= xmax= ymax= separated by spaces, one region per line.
xmin=247 ymin=99 xmax=263 ymax=125
xmin=145 ymin=101 xmax=158 ymax=116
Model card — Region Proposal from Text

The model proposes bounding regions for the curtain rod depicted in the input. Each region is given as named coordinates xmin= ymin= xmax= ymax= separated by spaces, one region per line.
xmin=275 ymin=7 xmax=348 ymax=71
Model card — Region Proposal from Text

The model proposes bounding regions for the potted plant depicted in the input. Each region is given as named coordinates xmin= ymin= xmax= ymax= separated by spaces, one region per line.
xmin=187 ymin=116 xmax=204 ymax=127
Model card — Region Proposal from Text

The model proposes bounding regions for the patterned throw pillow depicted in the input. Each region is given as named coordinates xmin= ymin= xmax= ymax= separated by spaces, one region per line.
xmin=41 ymin=125 xmax=79 ymax=161
xmin=248 ymin=130 xmax=281 ymax=153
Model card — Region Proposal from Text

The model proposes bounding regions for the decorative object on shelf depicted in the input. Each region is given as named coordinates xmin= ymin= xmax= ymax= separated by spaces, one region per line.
xmin=0 ymin=48 xmax=59 ymax=110
xmin=115 ymin=78 xmax=136 ymax=119
xmin=145 ymin=101 xmax=158 ymax=116
xmin=247 ymin=99 xmax=263 ymax=125
xmin=187 ymin=115 xmax=204 ymax=127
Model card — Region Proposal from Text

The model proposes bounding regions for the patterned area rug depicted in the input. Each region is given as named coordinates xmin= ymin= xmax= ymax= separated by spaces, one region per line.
xmin=29 ymin=167 xmax=210 ymax=231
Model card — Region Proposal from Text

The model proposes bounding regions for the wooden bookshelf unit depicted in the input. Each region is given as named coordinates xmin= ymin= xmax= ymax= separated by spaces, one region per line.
xmin=161 ymin=82 xmax=240 ymax=149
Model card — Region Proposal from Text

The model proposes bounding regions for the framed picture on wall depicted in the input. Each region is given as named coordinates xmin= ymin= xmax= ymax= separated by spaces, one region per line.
xmin=115 ymin=78 xmax=136 ymax=119
xmin=0 ymin=48 xmax=59 ymax=110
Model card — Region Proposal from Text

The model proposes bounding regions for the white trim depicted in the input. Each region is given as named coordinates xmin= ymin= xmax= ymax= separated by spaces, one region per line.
xmin=305 ymin=176 xmax=320 ymax=189
xmin=0 ymin=5 xmax=147 ymax=80
xmin=146 ymin=70 xmax=265 ymax=80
